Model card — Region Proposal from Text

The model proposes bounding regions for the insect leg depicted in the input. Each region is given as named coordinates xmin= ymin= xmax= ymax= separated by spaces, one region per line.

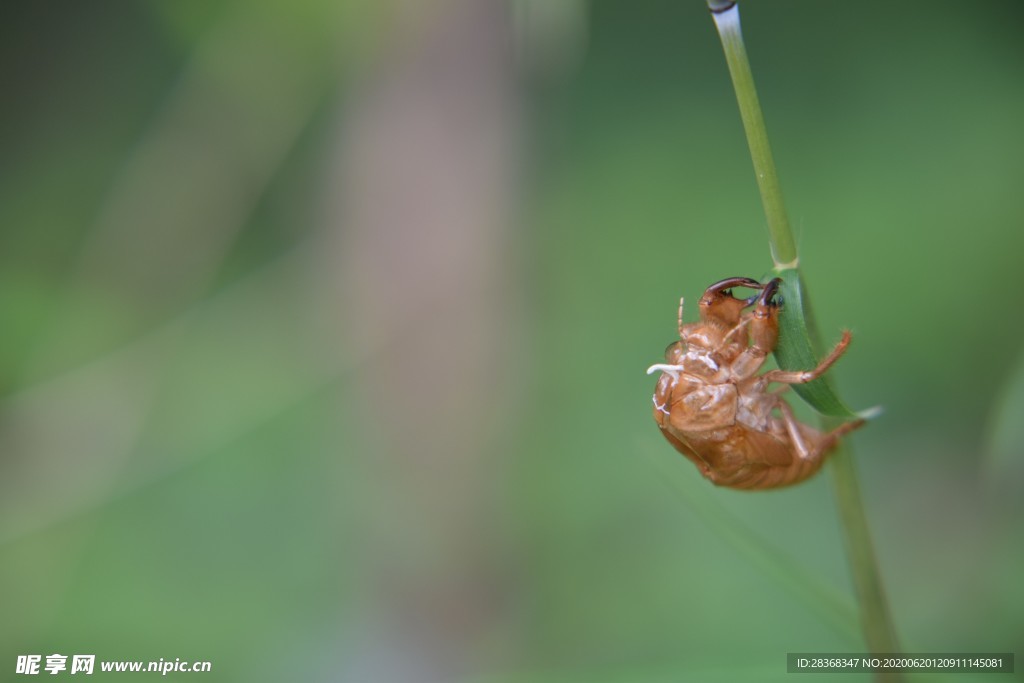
xmin=777 ymin=399 xmax=865 ymax=462
xmin=729 ymin=281 xmax=781 ymax=380
xmin=763 ymin=330 xmax=852 ymax=385
xmin=775 ymin=400 xmax=813 ymax=460
xmin=717 ymin=316 xmax=751 ymax=349
xmin=814 ymin=418 xmax=867 ymax=456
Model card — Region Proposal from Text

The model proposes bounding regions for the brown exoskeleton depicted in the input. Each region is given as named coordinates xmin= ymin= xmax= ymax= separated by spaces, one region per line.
xmin=647 ymin=277 xmax=864 ymax=490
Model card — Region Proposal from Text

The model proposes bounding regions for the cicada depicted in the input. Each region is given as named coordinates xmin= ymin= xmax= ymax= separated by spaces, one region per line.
xmin=647 ymin=277 xmax=863 ymax=489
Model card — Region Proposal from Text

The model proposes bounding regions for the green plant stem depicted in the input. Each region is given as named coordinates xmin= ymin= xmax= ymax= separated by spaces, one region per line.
xmin=829 ymin=439 xmax=902 ymax=661
xmin=710 ymin=2 xmax=796 ymax=267
xmin=709 ymin=2 xmax=901 ymax=676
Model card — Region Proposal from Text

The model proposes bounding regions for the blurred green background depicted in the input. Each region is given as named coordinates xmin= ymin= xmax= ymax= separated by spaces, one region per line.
xmin=2 ymin=1 xmax=1023 ymax=681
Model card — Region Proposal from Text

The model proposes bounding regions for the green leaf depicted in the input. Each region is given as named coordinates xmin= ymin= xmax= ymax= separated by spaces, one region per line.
xmin=770 ymin=269 xmax=864 ymax=420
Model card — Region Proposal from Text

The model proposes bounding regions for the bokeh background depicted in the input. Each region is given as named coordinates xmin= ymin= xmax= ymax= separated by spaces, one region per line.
xmin=2 ymin=1 xmax=1023 ymax=681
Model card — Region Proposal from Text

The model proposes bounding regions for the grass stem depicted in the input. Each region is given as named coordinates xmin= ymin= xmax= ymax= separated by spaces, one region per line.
xmin=710 ymin=3 xmax=796 ymax=267
xmin=708 ymin=2 xmax=901 ymax=676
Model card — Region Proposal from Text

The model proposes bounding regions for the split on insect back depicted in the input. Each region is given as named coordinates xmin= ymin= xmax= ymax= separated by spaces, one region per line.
xmin=646 ymin=273 xmax=877 ymax=490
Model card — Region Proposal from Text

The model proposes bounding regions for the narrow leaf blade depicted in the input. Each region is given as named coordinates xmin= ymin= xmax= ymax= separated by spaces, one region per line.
xmin=771 ymin=269 xmax=863 ymax=420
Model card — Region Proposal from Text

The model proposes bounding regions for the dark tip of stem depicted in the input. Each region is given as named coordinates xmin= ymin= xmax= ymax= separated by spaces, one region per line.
xmin=708 ymin=1 xmax=737 ymax=14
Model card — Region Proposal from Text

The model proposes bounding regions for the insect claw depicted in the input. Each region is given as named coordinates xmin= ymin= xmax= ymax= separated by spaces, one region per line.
xmin=704 ymin=277 xmax=764 ymax=295
xmin=757 ymin=277 xmax=783 ymax=307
